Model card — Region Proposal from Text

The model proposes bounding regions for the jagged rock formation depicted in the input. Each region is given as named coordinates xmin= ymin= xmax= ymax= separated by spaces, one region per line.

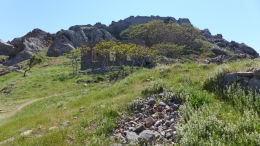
xmin=47 ymin=25 xmax=115 ymax=57
xmin=2 ymin=29 xmax=53 ymax=66
xmin=204 ymin=54 xmax=247 ymax=64
xmin=0 ymin=40 xmax=15 ymax=56
xmin=108 ymin=15 xmax=191 ymax=39
xmin=1 ymin=15 xmax=258 ymax=66
xmin=210 ymin=46 xmax=229 ymax=56
xmin=201 ymin=29 xmax=259 ymax=58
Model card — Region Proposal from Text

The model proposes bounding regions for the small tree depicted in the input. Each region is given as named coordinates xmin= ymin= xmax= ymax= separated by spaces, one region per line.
xmin=65 ymin=46 xmax=90 ymax=76
xmin=23 ymin=55 xmax=42 ymax=77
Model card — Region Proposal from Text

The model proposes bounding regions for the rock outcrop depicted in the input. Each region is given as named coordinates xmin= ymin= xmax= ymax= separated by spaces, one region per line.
xmin=201 ymin=29 xmax=259 ymax=58
xmin=108 ymin=15 xmax=190 ymax=39
xmin=211 ymin=46 xmax=229 ymax=56
xmin=2 ymin=15 xmax=258 ymax=66
xmin=204 ymin=54 xmax=247 ymax=64
xmin=47 ymin=25 xmax=115 ymax=57
xmin=0 ymin=40 xmax=15 ymax=56
xmin=3 ymin=29 xmax=53 ymax=66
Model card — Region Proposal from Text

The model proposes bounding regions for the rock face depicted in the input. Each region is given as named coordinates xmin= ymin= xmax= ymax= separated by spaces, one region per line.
xmin=47 ymin=25 xmax=115 ymax=57
xmin=2 ymin=15 xmax=258 ymax=66
xmin=108 ymin=15 xmax=190 ymax=39
xmin=3 ymin=29 xmax=53 ymax=66
xmin=0 ymin=40 xmax=15 ymax=56
xmin=200 ymin=29 xmax=259 ymax=58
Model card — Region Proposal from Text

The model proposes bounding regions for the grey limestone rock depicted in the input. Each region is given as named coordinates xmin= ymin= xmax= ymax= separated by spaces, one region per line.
xmin=47 ymin=25 xmax=115 ymax=57
xmin=0 ymin=40 xmax=14 ymax=56
xmin=125 ymin=131 xmax=139 ymax=145
xmin=4 ymin=28 xmax=53 ymax=66
xmin=138 ymin=130 xmax=159 ymax=144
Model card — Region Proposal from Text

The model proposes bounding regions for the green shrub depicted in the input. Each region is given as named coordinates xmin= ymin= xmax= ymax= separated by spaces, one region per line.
xmin=52 ymin=72 xmax=70 ymax=82
xmin=187 ymin=87 xmax=213 ymax=108
xmin=177 ymin=103 xmax=260 ymax=146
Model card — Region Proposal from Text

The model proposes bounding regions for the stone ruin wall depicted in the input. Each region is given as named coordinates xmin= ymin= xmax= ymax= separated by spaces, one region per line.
xmin=219 ymin=68 xmax=260 ymax=92
xmin=81 ymin=40 xmax=148 ymax=70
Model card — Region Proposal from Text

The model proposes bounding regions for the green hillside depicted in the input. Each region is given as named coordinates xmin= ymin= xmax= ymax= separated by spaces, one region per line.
xmin=1 ymin=46 xmax=260 ymax=145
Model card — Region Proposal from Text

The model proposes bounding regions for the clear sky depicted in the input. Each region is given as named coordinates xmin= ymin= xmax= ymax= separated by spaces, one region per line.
xmin=1 ymin=0 xmax=259 ymax=53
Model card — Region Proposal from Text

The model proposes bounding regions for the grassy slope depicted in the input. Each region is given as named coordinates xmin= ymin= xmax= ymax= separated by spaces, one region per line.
xmin=0 ymin=50 xmax=260 ymax=145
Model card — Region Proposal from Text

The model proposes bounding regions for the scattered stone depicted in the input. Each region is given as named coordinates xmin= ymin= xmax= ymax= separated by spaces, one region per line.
xmin=133 ymin=124 xmax=146 ymax=133
xmin=49 ymin=126 xmax=58 ymax=131
xmin=157 ymin=106 xmax=163 ymax=112
xmin=148 ymin=97 xmax=156 ymax=106
xmin=158 ymin=93 xmax=164 ymax=97
xmin=62 ymin=121 xmax=70 ymax=127
xmin=145 ymin=117 xmax=155 ymax=128
xmin=125 ymin=131 xmax=138 ymax=145
xmin=159 ymin=102 xmax=166 ymax=106
xmin=111 ymin=96 xmax=183 ymax=145
xmin=154 ymin=120 xmax=163 ymax=127
xmin=138 ymin=130 xmax=156 ymax=145
xmin=21 ymin=130 xmax=33 ymax=136
xmin=100 ymin=104 xmax=106 ymax=108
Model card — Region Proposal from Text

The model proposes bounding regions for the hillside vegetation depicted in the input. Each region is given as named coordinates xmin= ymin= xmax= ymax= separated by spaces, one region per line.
xmin=0 ymin=17 xmax=259 ymax=145
xmin=1 ymin=46 xmax=260 ymax=145
xmin=120 ymin=20 xmax=217 ymax=59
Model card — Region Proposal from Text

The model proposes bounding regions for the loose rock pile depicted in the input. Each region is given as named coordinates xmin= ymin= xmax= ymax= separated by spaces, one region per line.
xmin=111 ymin=95 xmax=182 ymax=145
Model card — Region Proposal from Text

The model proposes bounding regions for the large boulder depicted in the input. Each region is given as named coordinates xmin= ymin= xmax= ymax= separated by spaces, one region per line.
xmin=211 ymin=46 xmax=229 ymax=55
xmin=227 ymin=41 xmax=259 ymax=58
xmin=0 ymin=40 xmax=15 ymax=56
xmin=237 ymin=43 xmax=259 ymax=58
xmin=4 ymin=29 xmax=53 ymax=66
xmin=46 ymin=29 xmax=85 ymax=57
xmin=47 ymin=25 xmax=115 ymax=57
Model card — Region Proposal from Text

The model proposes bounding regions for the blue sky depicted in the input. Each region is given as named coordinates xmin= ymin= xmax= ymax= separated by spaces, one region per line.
xmin=1 ymin=0 xmax=260 ymax=53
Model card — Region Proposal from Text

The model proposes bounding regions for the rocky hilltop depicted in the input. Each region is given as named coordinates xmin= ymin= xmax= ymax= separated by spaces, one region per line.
xmin=108 ymin=16 xmax=190 ymax=39
xmin=47 ymin=24 xmax=115 ymax=57
xmin=0 ymin=29 xmax=53 ymax=66
xmin=0 ymin=15 xmax=258 ymax=66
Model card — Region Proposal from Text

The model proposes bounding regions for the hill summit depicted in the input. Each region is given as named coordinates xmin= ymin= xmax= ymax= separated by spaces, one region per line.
xmin=0 ymin=15 xmax=258 ymax=66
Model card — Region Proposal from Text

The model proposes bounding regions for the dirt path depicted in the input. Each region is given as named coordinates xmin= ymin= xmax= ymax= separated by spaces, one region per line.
xmin=0 ymin=92 xmax=73 ymax=145
xmin=0 ymin=92 xmax=71 ymax=121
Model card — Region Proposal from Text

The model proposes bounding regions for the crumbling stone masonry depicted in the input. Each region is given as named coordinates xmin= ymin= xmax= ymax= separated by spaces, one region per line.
xmin=80 ymin=40 xmax=153 ymax=70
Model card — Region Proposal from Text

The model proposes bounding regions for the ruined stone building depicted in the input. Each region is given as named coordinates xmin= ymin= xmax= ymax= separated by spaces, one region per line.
xmin=80 ymin=40 xmax=153 ymax=70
